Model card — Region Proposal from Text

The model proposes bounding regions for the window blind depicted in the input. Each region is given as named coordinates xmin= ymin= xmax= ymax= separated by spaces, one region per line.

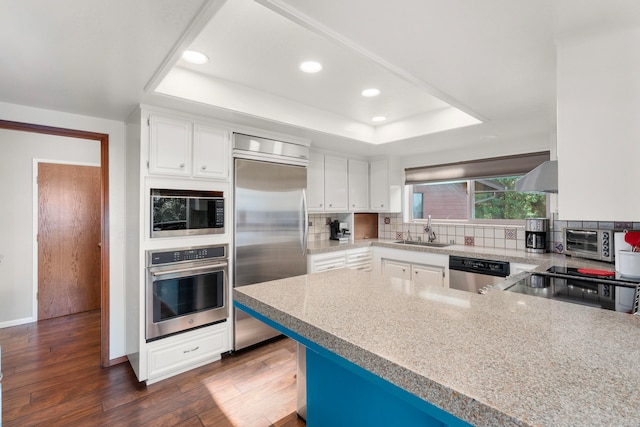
xmin=404 ymin=151 xmax=550 ymax=185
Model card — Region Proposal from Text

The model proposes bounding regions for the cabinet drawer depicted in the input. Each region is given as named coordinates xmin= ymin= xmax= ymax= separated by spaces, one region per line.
xmin=147 ymin=327 xmax=227 ymax=383
xmin=347 ymin=260 xmax=372 ymax=271
xmin=346 ymin=251 xmax=371 ymax=264
xmin=315 ymin=259 xmax=346 ymax=272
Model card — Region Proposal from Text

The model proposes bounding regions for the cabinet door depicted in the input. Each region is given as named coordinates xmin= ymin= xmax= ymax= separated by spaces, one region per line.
xmin=307 ymin=152 xmax=325 ymax=211
xmin=370 ymin=159 xmax=390 ymax=210
xmin=382 ymin=259 xmax=411 ymax=280
xmin=348 ymin=159 xmax=369 ymax=211
xmin=411 ymin=264 xmax=444 ymax=287
xmin=193 ymin=124 xmax=229 ymax=180
xmin=324 ymin=156 xmax=348 ymax=211
xmin=149 ymin=115 xmax=192 ymax=176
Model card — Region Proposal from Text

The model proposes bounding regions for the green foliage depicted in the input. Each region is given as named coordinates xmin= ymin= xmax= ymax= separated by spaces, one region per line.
xmin=474 ymin=177 xmax=546 ymax=219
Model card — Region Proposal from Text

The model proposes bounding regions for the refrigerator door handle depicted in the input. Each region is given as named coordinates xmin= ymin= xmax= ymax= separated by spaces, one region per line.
xmin=302 ymin=189 xmax=308 ymax=255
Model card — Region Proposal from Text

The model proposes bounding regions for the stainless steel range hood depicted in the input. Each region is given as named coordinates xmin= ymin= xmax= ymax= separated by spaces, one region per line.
xmin=515 ymin=160 xmax=558 ymax=193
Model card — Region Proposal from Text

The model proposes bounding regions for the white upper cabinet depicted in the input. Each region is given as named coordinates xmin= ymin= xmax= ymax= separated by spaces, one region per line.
xmin=307 ymin=151 xmax=325 ymax=211
xmin=149 ymin=115 xmax=192 ymax=176
xmin=324 ymin=155 xmax=348 ymax=211
xmin=193 ymin=124 xmax=229 ymax=180
xmin=148 ymin=114 xmax=230 ymax=181
xmin=348 ymin=159 xmax=369 ymax=211
xmin=557 ymin=29 xmax=640 ymax=221
xmin=370 ymin=159 xmax=401 ymax=212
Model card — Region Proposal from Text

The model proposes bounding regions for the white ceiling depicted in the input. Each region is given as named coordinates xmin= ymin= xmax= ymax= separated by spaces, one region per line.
xmin=2 ymin=0 xmax=640 ymax=158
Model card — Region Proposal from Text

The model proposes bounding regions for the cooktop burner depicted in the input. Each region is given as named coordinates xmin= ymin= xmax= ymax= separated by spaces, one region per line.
xmin=504 ymin=266 xmax=640 ymax=312
xmin=544 ymin=266 xmax=640 ymax=284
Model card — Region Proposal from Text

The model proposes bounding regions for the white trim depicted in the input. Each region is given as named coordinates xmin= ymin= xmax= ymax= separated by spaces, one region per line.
xmin=32 ymin=159 xmax=101 ymax=322
xmin=0 ymin=317 xmax=34 ymax=329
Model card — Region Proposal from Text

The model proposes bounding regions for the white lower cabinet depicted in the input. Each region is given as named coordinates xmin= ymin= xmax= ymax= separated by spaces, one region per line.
xmin=382 ymin=258 xmax=445 ymax=287
xmin=374 ymin=247 xmax=449 ymax=288
xmin=308 ymin=247 xmax=372 ymax=273
xmin=345 ymin=247 xmax=372 ymax=271
xmin=146 ymin=323 xmax=229 ymax=384
xmin=308 ymin=251 xmax=347 ymax=273
xmin=382 ymin=259 xmax=411 ymax=279
xmin=411 ymin=264 xmax=445 ymax=287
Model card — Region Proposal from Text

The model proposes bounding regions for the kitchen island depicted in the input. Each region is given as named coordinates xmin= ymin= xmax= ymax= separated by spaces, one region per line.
xmin=234 ymin=268 xmax=640 ymax=426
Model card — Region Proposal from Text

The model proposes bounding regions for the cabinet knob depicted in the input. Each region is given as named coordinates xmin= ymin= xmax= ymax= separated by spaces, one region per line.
xmin=179 ymin=163 xmax=185 ymax=168
xmin=352 ymin=204 xmax=355 ymax=207
xmin=329 ymin=204 xmax=333 ymax=207
xmin=201 ymin=165 xmax=207 ymax=170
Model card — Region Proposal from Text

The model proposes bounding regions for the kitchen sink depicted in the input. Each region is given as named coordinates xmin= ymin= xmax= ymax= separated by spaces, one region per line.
xmin=393 ymin=240 xmax=451 ymax=248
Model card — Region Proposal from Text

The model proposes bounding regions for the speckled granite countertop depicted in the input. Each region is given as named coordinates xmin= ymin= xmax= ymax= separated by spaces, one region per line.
xmin=234 ymin=269 xmax=640 ymax=426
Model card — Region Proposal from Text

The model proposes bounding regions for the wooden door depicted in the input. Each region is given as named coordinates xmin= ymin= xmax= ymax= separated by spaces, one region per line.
xmin=38 ymin=162 xmax=101 ymax=320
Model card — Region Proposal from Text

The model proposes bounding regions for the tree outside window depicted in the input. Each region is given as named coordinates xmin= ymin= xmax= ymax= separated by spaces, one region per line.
xmin=410 ymin=176 xmax=546 ymax=221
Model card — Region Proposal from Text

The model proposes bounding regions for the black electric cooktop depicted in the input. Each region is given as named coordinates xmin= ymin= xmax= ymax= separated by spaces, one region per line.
xmin=504 ymin=266 xmax=639 ymax=311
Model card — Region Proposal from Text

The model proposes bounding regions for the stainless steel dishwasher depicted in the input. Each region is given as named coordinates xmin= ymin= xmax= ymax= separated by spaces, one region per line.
xmin=449 ymin=256 xmax=510 ymax=293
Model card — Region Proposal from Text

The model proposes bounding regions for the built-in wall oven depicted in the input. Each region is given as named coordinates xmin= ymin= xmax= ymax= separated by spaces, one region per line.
xmin=146 ymin=244 xmax=228 ymax=341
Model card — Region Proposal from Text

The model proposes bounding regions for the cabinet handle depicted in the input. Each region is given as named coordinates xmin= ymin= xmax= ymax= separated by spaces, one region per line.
xmin=183 ymin=346 xmax=200 ymax=354
xmin=179 ymin=163 xmax=185 ymax=168
xmin=201 ymin=165 xmax=207 ymax=170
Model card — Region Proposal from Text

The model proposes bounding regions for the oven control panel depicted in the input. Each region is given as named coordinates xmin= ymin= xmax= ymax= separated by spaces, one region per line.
xmin=148 ymin=244 xmax=227 ymax=266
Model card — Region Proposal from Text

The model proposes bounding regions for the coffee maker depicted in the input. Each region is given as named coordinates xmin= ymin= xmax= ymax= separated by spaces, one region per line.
xmin=525 ymin=218 xmax=548 ymax=253
xmin=330 ymin=220 xmax=350 ymax=242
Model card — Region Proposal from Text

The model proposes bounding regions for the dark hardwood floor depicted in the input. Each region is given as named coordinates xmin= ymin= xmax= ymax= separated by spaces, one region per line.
xmin=0 ymin=310 xmax=305 ymax=426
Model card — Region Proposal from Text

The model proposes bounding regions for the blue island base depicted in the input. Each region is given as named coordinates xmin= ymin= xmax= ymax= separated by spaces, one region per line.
xmin=234 ymin=301 xmax=471 ymax=427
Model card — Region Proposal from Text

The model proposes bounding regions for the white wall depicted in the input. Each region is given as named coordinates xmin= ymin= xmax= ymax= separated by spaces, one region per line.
xmin=0 ymin=129 xmax=99 ymax=323
xmin=0 ymin=102 xmax=126 ymax=360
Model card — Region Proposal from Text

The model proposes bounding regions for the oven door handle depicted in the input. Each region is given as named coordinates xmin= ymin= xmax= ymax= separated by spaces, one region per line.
xmin=150 ymin=262 xmax=228 ymax=277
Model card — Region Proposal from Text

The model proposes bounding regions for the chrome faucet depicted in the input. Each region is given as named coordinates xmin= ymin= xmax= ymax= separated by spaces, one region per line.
xmin=425 ymin=215 xmax=437 ymax=242
xmin=406 ymin=229 xmax=413 ymax=242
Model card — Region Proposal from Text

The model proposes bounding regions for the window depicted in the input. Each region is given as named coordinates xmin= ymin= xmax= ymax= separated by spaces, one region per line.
xmin=412 ymin=193 xmax=423 ymax=219
xmin=410 ymin=176 xmax=546 ymax=221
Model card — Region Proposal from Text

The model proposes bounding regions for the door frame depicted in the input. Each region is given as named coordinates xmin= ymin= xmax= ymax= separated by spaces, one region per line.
xmin=0 ymin=119 xmax=112 ymax=368
xmin=33 ymin=159 xmax=101 ymax=320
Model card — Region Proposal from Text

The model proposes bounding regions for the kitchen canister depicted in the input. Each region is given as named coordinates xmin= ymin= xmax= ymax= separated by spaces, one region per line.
xmin=617 ymin=250 xmax=640 ymax=279
xmin=618 ymin=250 xmax=640 ymax=279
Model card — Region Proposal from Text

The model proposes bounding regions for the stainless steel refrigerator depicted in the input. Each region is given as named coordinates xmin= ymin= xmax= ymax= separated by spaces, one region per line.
xmin=233 ymin=134 xmax=308 ymax=351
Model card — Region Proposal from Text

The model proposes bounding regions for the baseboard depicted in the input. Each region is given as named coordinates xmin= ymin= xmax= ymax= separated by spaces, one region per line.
xmin=0 ymin=317 xmax=34 ymax=329
xmin=104 ymin=355 xmax=128 ymax=367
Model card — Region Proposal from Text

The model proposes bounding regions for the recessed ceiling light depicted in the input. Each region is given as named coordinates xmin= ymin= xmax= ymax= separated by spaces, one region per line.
xmin=182 ymin=50 xmax=209 ymax=65
xmin=300 ymin=61 xmax=322 ymax=73
xmin=362 ymin=88 xmax=380 ymax=97
xmin=372 ymin=116 xmax=386 ymax=123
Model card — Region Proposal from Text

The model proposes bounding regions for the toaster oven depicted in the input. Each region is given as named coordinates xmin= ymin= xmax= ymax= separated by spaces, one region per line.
xmin=563 ymin=228 xmax=614 ymax=263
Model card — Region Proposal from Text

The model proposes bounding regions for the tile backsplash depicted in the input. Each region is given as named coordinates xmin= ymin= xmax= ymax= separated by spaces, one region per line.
xmin=377 ymin=213 xmax=527 ymax=250
xmin=550 ymin=215 xmax=640 ymax=253
xmin=309 ymin=212 xmax=640 ymax=252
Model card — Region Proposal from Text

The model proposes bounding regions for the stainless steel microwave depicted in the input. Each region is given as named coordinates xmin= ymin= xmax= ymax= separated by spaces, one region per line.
xmin=563 ymin=228 xmax=614 ymax=262
xmin=151 ymin=189 xmax=225 ymax=238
